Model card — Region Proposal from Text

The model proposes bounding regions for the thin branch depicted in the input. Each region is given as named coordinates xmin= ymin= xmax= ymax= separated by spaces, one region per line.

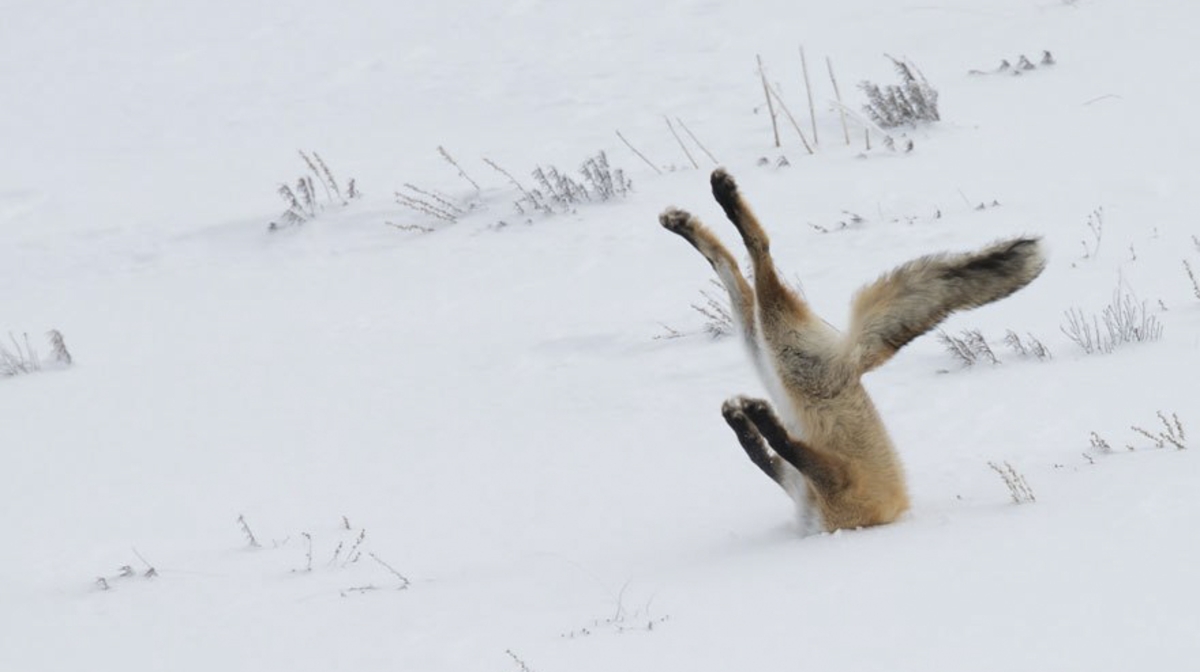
xmin=437 ymin=145 xmax=481 ymax=192
xmin=826 ymin=56 xmax=851 ymax=145
xmin=757 ymin=54 xmax=781 ymax=148
xmin=799 ymin=46 xmax=818 ymax=146
xmin=766 ymin=82 xmax=814 ymax=154
xmin=614 ymin=130 xmax=662 ymax=175
xmin=675 ymin=118 xmax=719 ymax=164
xmin=664 ymin=116 xmax=698 ymax=169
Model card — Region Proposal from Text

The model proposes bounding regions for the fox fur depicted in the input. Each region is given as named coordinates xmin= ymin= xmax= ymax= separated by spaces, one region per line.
xmin=660 ymin=169 xmax=1046 ymax=532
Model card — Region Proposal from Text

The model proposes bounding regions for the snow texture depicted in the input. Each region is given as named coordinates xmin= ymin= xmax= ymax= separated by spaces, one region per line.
xmin=3 ymin=1 xmax=1200 ymax=670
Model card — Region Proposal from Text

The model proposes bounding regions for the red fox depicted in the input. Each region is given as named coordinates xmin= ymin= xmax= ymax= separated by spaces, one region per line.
xmin=660 ymin=170 xmax=1046 ymax=532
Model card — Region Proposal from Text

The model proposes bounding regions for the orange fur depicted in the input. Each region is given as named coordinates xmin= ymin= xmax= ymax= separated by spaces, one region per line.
xmin=661 ymin=169 xmax=1046 ymax=531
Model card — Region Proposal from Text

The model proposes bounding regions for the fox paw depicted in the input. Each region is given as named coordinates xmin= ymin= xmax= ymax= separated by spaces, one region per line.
xmin=721 ymin=397 xmax=754 ymax=432
xmin=710 ymin=168 xmax=739 ymax=208
xmin=738 ymin=397 xmax=780 ymax=426
xmin=658 ymin=207 xmax=696 ymax=236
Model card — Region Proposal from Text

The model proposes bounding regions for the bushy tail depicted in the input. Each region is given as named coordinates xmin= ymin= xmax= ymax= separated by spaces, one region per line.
xmin=846 ymin=237 xmax=1046 ymax=372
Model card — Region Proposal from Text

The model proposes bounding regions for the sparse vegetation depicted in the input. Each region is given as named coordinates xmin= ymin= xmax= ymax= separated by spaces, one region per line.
xmin=938 ymin=328 xmax=1050 ymax=369
xmin=1 ymin=330 xmax=72 ymax=378
xmin=938 ymin=329 xmax=999 ymax=367
xmin=1131 ymin=411 xmax=1187 ymax=451
xmin=1184 ymin=259 xmax=1200 ymax=299
xmin=395 ymin=183 xmax=470 ymax=224
xmin=237 ymin=514 xmax=261 ymax=548
xmin=860 ymin=56 xmax=939 ymax=128
xmin=1089 ymin=413 xmax=1188 ymax=455
xmin=988 ymin=461 xmax=1036 ymax=504
xmin=485 ymin=151 xmax=632 ymax=218
xmin=969 ymin=51 xmax=1055 ymax=76
xmin=506 ymin=649 xmax=537 ymax=672
xmin=1061 ymin=284 xmax=1163 ymax=354
xmin=95 ymin=549 xmax=157 ymax=591
xmin=269 ymin=151 xmax=360 ymax=230
xmin=1078 ymin=207 xmax=1103 ymax=261
xmin=1003 ymin=330 xmax=1052 ymax=361
xmin=692 ymin=282 xmax=735 ymax=339
xmin=561 ymin=582 xmax=669 ymax=638
xmin=1088 ymin=431 xmax=1113 ymax=455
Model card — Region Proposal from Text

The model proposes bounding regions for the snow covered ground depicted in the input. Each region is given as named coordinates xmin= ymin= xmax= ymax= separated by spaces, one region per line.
xmin=3 ymin=1 xmax=1200 ymax=670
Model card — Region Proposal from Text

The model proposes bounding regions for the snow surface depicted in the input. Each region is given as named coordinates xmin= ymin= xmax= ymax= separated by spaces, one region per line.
xmin=4 ymin=1 xmax=1200 ymax=670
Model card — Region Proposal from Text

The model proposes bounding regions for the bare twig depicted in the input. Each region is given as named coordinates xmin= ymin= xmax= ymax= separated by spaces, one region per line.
xmin=237 ymin=514 xmax=261 ymax=548
xmin=395 ymin=192 xmax=457 ymax=222
xmin=131 ymin=548 xmax=158 ymax=578
xmin=757 ymin=54 xmax=781 ymax=148
xmin=506 ymin=650 xmax=537 ymax=672
xmin=1184 ymin=259 xmax=1200 ymax=299
xmin=342 ymin=528 xmax=367 ymax=566
xmin=675 ymin=118 xmax=719 ymax=164
xmin=299 ymin=151 xmax=334 ymax=204
xmin=437 ymin=145 xmax=481 ymax=192
xmin=766 ymin=82 xmax=814 ymax=154
xmin=827 ymin=57 xmax=850 ymax=145
xmin=1131 ymin=411 xmax=1187 ymax=450
xmin=664 ymin=116 xmax=699 ymax=169
xmin=615 ymin=130 xmax=662 ymax=175
xmin=799 ymin=46 xmax=817 ymax=146
xmin=300 ymin=532 xmax=313 ymax=572
xmin=368 ymin=552 xmax=411 ymax=590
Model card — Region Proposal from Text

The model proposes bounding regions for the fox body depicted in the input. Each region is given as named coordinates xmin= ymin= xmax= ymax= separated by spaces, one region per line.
xmin=661 ymin=170 xmax=1045 ymax=531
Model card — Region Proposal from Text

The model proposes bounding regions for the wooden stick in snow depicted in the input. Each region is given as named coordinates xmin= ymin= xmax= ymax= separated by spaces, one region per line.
xmin=675 ymin=118 xmax=719 ymax=164
xmin=826 ymin=56 xmax=851 ymax=145
xmin=757 ymin=54 xmax=781 ymax=148
xmin=664 ymin=116 xmax=699 ymax=169
xmin=615 ymin=130 xmax=663 ymax=175
xmin=767 ymin=82 xmax=814 ymax=154
xmin=800 ymin=46 xmax=818 ymax=146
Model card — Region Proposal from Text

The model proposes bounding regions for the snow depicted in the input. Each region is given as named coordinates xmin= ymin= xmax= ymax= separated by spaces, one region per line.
xmin=3 ymin=1 xmax=1200 ymax=670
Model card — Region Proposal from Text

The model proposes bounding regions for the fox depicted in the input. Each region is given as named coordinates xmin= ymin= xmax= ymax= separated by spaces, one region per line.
xmin=660 ymin=169 xmax=1046 ymax=532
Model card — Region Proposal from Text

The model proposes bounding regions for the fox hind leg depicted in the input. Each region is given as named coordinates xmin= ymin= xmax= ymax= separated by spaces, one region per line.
xmin=708 ymin=169 xmax=813 ymax=330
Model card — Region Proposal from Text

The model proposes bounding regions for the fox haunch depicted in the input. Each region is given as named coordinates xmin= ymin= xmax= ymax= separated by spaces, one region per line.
xmin=660 ymin=169 xmax=1046 ymax=531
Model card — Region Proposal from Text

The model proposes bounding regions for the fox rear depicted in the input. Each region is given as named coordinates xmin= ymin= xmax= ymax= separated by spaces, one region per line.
xmin=660 ymin=169 xmax=1046 ymax=532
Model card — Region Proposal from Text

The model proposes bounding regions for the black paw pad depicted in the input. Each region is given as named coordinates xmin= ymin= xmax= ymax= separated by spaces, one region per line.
xmin=710 ymin=169 xmax=739 ymax=206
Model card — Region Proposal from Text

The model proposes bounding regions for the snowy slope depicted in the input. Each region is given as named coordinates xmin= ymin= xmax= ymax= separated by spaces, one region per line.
xmin=4 ymin=1 xmax=1200 ymax=670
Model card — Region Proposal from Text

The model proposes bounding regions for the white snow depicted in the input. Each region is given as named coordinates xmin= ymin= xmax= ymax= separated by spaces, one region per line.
xmin=3 ymin=1 xmax=1200 ymax=670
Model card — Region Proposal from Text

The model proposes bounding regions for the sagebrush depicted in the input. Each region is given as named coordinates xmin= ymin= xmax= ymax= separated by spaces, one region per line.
xmin=860 ymin=56 xmax=939 ymax=128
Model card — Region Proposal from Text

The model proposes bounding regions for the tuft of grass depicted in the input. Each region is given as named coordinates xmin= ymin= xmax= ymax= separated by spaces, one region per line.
xmin=938 ymin=329 xmax=999 ymax=367
xmin=1 ymin=332 xmax=40 ymax=377
xmin=1131 ymin=411 xmax=1187 ymax=450
xmin=1088 ymin=431 xmax=1113 ymax=455
xmin=2 ymin=330 xmax=73 ymax=378
xmin=395 ymin=183 xmax=469 ymax=224
xmin=691 ymin=281 xmax=734 ymax=339
xmin=1061 ymin=284 xmax=1162 ymax=354
xmin=1079 ymin=207 xmax=1103 ymax=260
xmin=988 ymin=461 xmax=1036 ymax=504
xmin=1003 ymin=330 xmax=1052 ymax=361
xmin=269 ymin=151 xmax=359 ymax=231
